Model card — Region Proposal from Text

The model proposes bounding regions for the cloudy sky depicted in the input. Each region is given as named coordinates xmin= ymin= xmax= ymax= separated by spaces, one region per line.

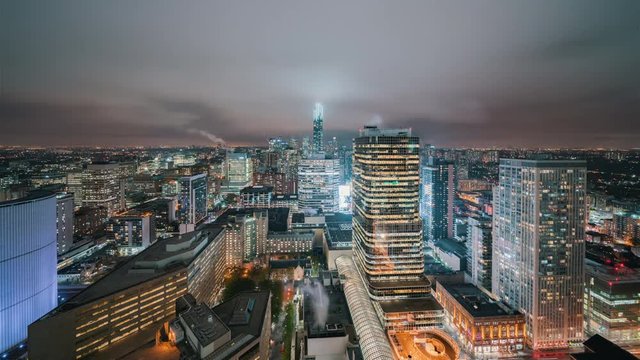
xmin=2 ymin=1 xmax=639 ymax=147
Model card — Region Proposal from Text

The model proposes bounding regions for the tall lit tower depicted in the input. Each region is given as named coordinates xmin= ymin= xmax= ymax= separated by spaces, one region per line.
xmin=352 ymin=126 xmax=430 ymax=300
xmin=492 ymin=158 xmax=586 ymax=349
xmin=312 ymin=103 xmax=324 ymax=153
xmin=421 ymin=157 xmax=455 ymax=242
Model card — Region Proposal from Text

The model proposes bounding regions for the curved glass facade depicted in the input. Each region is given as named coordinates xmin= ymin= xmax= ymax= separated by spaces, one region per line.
xmin=0 ymin=193 xmax=57 ymax=352
xmin=335 ymin=256 xmax=393 ymax=360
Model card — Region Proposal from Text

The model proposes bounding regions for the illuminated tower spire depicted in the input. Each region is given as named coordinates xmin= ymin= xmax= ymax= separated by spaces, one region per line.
xmin=312 ymin=103 xmax=324 ymax=153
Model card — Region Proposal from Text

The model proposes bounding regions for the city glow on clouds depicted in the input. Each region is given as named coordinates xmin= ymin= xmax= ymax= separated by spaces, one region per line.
xmin=1 ymin=1 xmax=639 ymax=147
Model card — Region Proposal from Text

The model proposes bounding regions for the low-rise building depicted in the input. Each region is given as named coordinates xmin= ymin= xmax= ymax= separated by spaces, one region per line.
xmin=435 ymin=282 xmax=526 ymax=356
xmin=172 ymin=291 xmax=272 ymax=360
xmin=267 ymin=230 xmax=314 ymax=254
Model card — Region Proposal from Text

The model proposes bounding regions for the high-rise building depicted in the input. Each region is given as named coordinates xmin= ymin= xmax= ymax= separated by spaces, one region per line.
xmin=312 ymin=103 xmax=324 ymax=153
xmin=0 ymin=192 xmax=57 ymax=353
xmin=297 ymin=154 xmax=340 ymax=213
xmin=467 ymin=215 xmax=492 ymax=292
xmin=81 ymin=163 xmax=122 ymax=214
xmin=56 ymin=193 xmax=74 ymax=255
xmin=222 ymin=151 xmax=253 ymax=194
xmin=492 ymin=159 xmax=587 ymax=350
xmin=352 ymin=126 xmax=430 ymax=300
xmin=65 ymin=171 xmax=83 ymax=206
xmin=326 ymin=136 xmax=338 ymax=158
xmin=302 ymin=136 xmax=311 ymax=158
xmin=178 ymin=173 xmax=208 ymax=225
xmin=421 ymin=157 xmax=455 ymax=242
xmin=277 ymin=149 xmax=300 ymax=193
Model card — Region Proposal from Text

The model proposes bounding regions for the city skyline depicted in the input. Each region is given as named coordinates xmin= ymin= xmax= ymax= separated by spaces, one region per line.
xmin=2 ymin=1 xmax=640 ymax=148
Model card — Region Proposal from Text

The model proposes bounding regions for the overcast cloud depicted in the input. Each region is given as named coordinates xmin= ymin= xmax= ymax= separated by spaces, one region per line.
xmin=1 ymin=1 xmax=639 ymax=147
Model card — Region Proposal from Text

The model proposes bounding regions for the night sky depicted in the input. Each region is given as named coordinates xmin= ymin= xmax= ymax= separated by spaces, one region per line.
xmin=2 ymin=1 xmax=640 ymax=148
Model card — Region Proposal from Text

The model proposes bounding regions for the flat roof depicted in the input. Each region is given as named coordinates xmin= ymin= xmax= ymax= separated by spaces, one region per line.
xmin=52 ymin=227 xmax=223 ymax=311
xmin=440 ymin=283 xmax=522 ymax=318
xmin=325 ymin=223 xmax=352 ymax=249
xmin=0 ymin=190 xmax=55 ymax=207
xmin=378 ymin=295 xmax=442 ymax=313
xmin=180 ymin=303 xmax=229 ymax=346
xmin=304 ymin=284 xmax=351 ymax=338
xmin=499 ymin=158 xmax=587 ymax=168
xmin=212 ymin=291 xmax=270 ymax=339
xmin=240 ymin=185 xmax=273 ymax=194
xmin=434 ymin=238 xmax=467 ymax=258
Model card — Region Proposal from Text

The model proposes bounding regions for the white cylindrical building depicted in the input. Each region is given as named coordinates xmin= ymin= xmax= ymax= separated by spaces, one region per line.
xmin=0 ymin=192 xmax=57 ymax=353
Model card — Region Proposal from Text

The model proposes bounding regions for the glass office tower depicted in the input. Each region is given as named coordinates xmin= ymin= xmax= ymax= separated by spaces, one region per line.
xmin=352 ymin=126 xmax=430 ymax=300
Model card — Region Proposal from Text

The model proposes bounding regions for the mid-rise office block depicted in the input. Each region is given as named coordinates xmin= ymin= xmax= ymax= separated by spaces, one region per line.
xmin=56 ymin=192 xmax=74 ymax=255
xmin=240 ymin=185 xmax=273 ymax=208
xmin=297 ymin=155 xmax=340 ymax=213
xmin=222 ymin=151 xmax=253 ymax=194
xmin=218 ymin=209 xmax=268 ymax=264
xmin=267 ymin=230 xmax=314 ymax=254
xmin=0 ymin=192 xmax=57 ymax=353
xmin=177 ymin=173 xmax=207 ymax=225
xmin=584 ymin=259 xmax=640 ymax=345
xmin=492 ymin=159 xmax=587 ymax=349
xmin=107 ymin=212 xmax=156 ymax=256
xmin=28 ymin=227 xmax=226 ymax=360
xmin=253 ymin=171 xmax=288 ymax=194
xmin=612 ymin=211 xmax=640 ymax=246
xmin=436 ymin=282 xmax=526 ymax=356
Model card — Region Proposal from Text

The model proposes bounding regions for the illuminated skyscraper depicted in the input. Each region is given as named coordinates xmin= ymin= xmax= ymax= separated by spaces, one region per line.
xmin=492 ymin=159 xmax=586 ymax=349
xmin=352 ymin=126 xmax=430 ymax=300
xmin=421 ymin=157 xmax=455 ymax=242
xmin=312 ymin=103 xmax=324 ymax=153
xmin=178 ymin=173 xmax=208 ymax=225
xmin=222 ymin=151 xmax=253 ymax=194
xmin=81 ymin=163 xmax=121 ymax=214
xmin=297 ymin=154 xmax=340 ymax=213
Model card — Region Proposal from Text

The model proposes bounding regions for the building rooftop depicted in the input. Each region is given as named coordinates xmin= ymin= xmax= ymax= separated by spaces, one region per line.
xmin=434 ymin=238 xmax=468 ymax=259
xmin=240 ymin=185 xmax=273 ymax=194
xmin=212 ymin=291 xmax=270 ymax=340
xmin=0 ymin=190 xmax=55 ymax=207
xmin=324 ymin=213 xmax=352 ymax=224
xmin=304 ymin=283 xmax=352 ymax=338
xmin=325 ymin=223 xmax=352 ymax=250
xmin=180 ymin=303 xmax=230 ymax=347
xmin=500 ymin=158 xmax=587 ymax=167
xmin=377 ymin=295 xmax=442 ymax=313
xmin=440 ymin=283 xmax=522 ymax=318
xmin=570 ymin=334 xmax=638 ymax=360
xmin=358 ymin=126 xmax=412 ymax=137
xmin=51 ymin=226 xmax=223 ymax=311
